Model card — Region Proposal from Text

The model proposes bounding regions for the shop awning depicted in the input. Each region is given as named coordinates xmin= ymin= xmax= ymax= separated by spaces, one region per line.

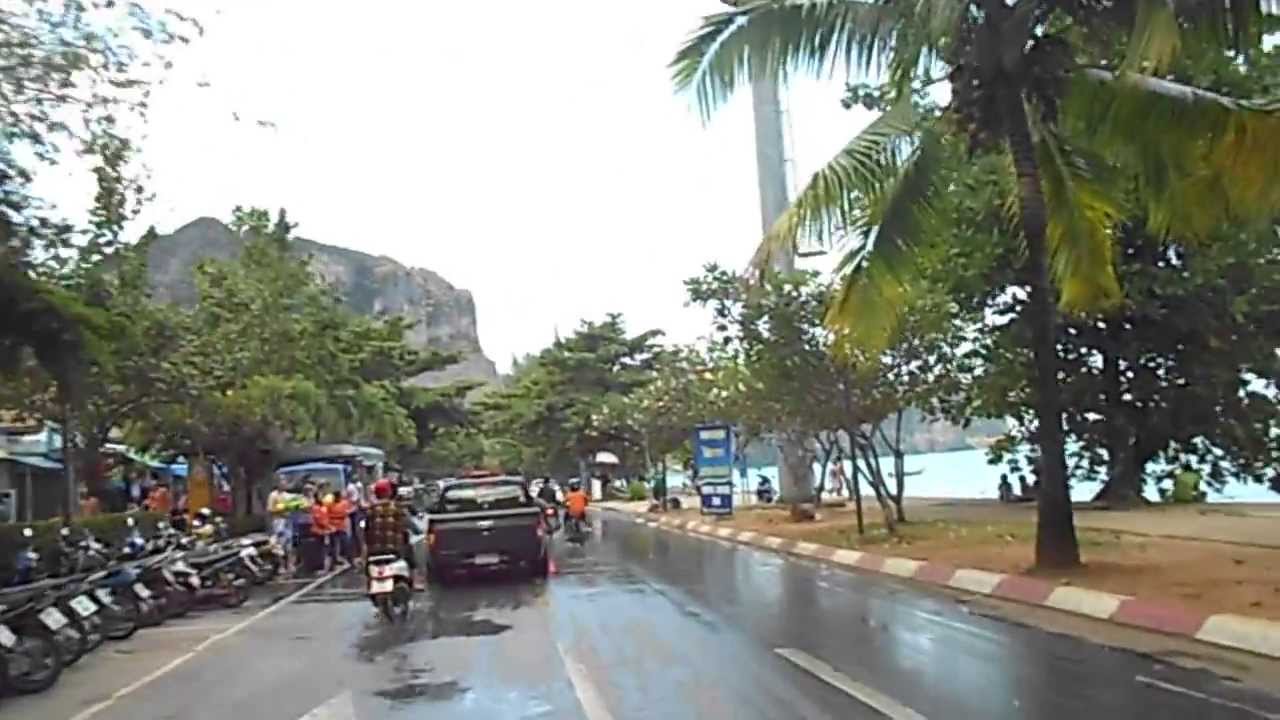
xmin=0 ymin=452 xmax=63 ymax=470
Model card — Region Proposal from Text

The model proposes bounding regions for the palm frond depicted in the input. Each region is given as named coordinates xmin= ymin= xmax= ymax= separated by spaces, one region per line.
xmin=1066 ymin=68 xmax=1280 ymax=237
xmin=1033 ymin=127 xmax=1125 ymax=312
xmin=750 ymin=99 xmax=920 ymax=270
xmin=824 ymin=128 xmax=945 ymax=352
xmin=1123 ymin=0 xmax=1181 ymax=73
xmin=671 ymin=0 xmax=902 ymax=121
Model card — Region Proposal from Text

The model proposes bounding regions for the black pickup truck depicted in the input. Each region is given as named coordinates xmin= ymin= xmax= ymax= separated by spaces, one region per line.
xmin=426 ymin=476 xmax=550 ymax=582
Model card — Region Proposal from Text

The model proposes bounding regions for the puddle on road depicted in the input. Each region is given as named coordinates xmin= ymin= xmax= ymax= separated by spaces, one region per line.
xmin=374 ymin=679 xmax=468 ymax=703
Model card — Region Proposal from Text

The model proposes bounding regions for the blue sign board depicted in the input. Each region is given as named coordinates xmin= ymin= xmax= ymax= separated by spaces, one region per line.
xmin=694 ymin=424 xmax=734 ymax=515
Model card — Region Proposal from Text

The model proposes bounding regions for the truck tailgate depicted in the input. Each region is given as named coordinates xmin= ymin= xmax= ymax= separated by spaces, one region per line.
xmin=430 ymin=508 xmax=541 ymax=562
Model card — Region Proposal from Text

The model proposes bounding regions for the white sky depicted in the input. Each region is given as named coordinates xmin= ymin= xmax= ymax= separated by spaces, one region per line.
xmin=41 ymin=1 xmax=873 ymax=371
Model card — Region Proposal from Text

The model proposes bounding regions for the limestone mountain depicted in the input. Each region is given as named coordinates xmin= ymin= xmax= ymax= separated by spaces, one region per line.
xmin=145 ymin=217 xmax=498 ymax=386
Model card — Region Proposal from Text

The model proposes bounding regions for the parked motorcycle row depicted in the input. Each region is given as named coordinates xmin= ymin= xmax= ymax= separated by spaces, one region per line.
xmin=0 ymin=515 xmax=285 ymax=697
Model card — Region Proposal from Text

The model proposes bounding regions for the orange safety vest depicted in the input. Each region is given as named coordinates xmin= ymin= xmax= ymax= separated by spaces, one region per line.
xmin=565 ymin=490 xmax=589 ymax=518
xmin=310 ymin=503 xmax=332 ymax=535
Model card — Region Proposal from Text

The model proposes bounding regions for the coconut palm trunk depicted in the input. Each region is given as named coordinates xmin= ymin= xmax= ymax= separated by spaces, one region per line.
xmin=1004 ymin=91 xmax=1080 ymax=567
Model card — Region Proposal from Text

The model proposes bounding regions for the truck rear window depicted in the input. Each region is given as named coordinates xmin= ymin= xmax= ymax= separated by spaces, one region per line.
xmin=437 ymin=481 xmax=531 ymax=513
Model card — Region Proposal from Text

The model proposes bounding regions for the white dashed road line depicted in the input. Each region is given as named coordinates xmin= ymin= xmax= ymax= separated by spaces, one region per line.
xmin=774 ymin=647 xmax=927 ymax=720
xmin=1135 ymin=676 xmax=1280 ymax=719
xmin=558 ymin=642 xmax=617 ymax=720
xmin=70 ymin=567 xmax=348 ymax=720
xmin=296 ymin=690 xmax=356 ymax=720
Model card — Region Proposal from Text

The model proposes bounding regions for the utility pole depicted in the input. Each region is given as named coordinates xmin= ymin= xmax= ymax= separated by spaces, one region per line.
xmin=724 ymin=0 xmax=814 ymax=509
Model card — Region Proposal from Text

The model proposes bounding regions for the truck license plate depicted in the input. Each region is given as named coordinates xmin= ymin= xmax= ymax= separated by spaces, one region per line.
xmin=369 ymin=578 xmax=394 ymax=594
xmin=133 ymin=582 xmax=153 ymax=599
xmin=39 ymin=607 xmax=69 ymax=631
xmin=473 ymin=554 xmax=500 ymax=566
xmin=69 ymin=595 xmax=98 ymax=618
xmin=0 ymin=623 xmax=16 ymax=649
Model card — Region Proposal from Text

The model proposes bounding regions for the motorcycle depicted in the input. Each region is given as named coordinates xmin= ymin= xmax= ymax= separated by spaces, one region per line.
xmin=366 ymin=553 xmax=411 ymax=621
xmin=564 ymin=512 xmax=589 ymax=542
xmin=755 ymin=481 xmax=776 ymax=504
xmin=0 ymin=585 xmax=64 ymax=694
xmin=35 ymin=578 xmax=99 ymax=667
xmin=10 ymin=527 xmax=42 ymax=586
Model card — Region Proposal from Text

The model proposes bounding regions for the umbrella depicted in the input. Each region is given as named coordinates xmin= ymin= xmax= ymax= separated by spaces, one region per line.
xmin=593 ymin=451 xmax=620 ymax=466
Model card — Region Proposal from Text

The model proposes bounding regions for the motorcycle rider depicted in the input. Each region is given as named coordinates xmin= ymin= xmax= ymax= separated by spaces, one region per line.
xmin=563 ymin=480 xmax=589 ymax=533
xmin=535 ymin=478 xmax=560 ymax=531
xmin=191 ymin=507 xmax=217 ymax=544
xmin=364 ymin=478 xmax=417 ymax=583
xmin=755 ymin=475 xmax=775 ymax=504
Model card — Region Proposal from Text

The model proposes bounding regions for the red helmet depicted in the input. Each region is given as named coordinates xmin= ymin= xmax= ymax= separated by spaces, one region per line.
xmin=372 ymin=479 xmax=394 ymax=500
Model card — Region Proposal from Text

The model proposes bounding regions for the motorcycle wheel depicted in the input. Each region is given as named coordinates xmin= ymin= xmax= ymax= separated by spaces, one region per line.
xmin=77 ymin=616 xmax=105 ymax=654
xmin=56 ymin=627 xmax=85 ymax=667
xmin=103 ymin=597 xmax=140 ymax=641
xmin=1 ymin=626 xmax=63 ymax=694
xmin=219 ymin=581 xmax=250 ymax=609
xmin=375 ymin=593 xmax=394 ymax=621
xmin=391 ymin=583 xmax=411 ymax=621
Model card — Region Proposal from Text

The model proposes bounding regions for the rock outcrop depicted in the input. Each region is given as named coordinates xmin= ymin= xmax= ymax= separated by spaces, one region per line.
xmin=145 ymin=217 xmax=497 ymax=386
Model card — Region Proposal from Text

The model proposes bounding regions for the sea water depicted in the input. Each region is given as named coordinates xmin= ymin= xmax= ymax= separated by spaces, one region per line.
xmin=669 ymin=448 xmax=1279 ymax=503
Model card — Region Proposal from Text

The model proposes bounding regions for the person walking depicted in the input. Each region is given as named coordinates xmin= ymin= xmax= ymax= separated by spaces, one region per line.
xmin=345 ymin=480 xmax=365 ymax=557
xmin=327 ymin=490 xmax=352 ymax=566
xmin=309 ymin=491 xmax=333 ymax=572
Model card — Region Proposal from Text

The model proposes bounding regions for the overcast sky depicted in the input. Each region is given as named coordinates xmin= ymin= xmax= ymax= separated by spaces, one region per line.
xmin=43 ymin=1 xmax=872 ymax=371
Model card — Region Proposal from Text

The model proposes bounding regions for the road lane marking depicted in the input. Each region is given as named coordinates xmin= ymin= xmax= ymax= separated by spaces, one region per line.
xmin=133 ymin=624 xmax=239 ymax=633
xmin=1135 ymin=675 xmax=1280 ymax=719
xmin=913 ymin=610 xmax=1004 ymax=642
xmin=69 ymin=566 xmax=348 ymax=720
xmin=297 ymin=690 xmax=356 ymax=720
xmin=774 ymin=648 xmax=927 ymax=720
xmin=557 ymin=642 xmax=616 ymax=720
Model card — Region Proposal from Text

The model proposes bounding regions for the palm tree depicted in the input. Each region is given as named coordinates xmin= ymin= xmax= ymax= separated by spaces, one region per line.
xmin=672 ymin=0 xmax=1280 ymax=568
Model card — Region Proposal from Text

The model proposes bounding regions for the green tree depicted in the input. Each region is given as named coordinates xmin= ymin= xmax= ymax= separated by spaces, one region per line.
xmin=1 ymin=2 xmax=199 ymax=386
xmin=672 ymin=0 xmax=1280 ymax=567
xmin=478 ymin=315 xmax=663 ymax=479
xmin=131 ymin=210 xmax=443 ymax=514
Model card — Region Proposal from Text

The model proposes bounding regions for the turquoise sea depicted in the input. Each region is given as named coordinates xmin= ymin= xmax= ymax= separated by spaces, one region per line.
xmin=670 ymin=447 xmax=1280 ymax=504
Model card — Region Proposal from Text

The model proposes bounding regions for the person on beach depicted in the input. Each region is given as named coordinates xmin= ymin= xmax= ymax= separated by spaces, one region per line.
xmin=998 ymin=474 xmax=1014 ymax=503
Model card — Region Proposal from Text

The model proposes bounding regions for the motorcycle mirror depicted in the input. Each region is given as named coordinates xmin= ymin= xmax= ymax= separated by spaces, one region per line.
xmin=21 ymin=527 xmax=34 ymax=539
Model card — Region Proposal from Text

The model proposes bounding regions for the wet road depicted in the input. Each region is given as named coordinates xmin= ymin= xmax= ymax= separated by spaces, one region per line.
xmin=12 ymin=511 xmax=1280 ymax=719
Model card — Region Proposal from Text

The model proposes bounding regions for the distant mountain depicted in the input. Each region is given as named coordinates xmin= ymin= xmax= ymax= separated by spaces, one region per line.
xmin=145 ymin=217 xmax=498 ymax=386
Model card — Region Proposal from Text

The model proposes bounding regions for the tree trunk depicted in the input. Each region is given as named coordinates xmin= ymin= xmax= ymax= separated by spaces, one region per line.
xmin=849 ymin=461 xmax=865 ymax=535
xmin=853 ymin=432 xmax=897 ymax=534
xmin=79 ymin=434 xmax=106 ymax=499
xmin=876 ymin=416 xmax=909 ymax=522
xmin=1005 ymin=90 xmax=1081 ymax=568
xmin=777 ymin=430 xmax=815 ymax=520
xmin=1093 ymin=343 xmax=1147 ymax=508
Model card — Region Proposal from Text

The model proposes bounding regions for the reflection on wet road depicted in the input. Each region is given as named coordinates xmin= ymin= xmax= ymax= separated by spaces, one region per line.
xmin=60 ymin=513 xmax=1280 ymax=720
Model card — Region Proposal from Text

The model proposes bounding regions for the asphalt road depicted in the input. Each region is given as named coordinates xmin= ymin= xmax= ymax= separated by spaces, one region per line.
xmin=6 ymin=511 xmax=1280 ymax=719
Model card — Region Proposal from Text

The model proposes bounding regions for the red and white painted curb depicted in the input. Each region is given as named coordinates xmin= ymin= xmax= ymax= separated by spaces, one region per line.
xmin=616 ymin=510 xmax=1280 ymax=660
